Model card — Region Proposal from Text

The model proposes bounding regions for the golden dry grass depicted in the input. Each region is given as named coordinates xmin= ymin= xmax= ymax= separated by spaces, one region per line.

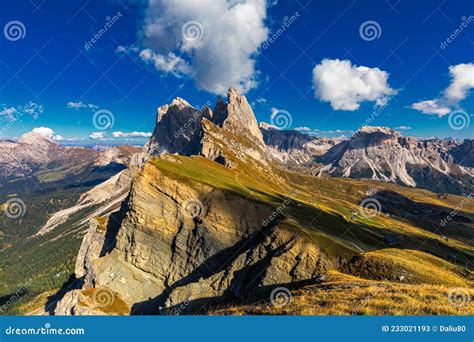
xmin=211 ymin=271 xmax=474 ymax=316
xmin=345 ymin=249 xmax=471 ymax=287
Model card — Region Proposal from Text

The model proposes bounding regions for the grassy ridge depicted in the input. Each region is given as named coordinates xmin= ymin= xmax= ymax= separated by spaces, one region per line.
xmin=150 ymin=155 xmax=473 ymax=315
xmin=210 ymin=271 xmax=474 ymax=315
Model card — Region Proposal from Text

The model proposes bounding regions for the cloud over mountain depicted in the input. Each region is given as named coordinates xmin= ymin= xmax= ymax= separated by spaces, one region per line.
xmin=89 ymin=132 xmax=107 ymax=140
xmin=32 ymin=127 xmax=64 ymax=141
xmin=137 ymin=0 xmax=269 ymax=95
xmin=312 ymin=58 xmax=397 ymax=111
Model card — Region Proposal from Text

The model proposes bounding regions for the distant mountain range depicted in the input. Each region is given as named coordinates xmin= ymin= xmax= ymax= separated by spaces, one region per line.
xmin=1 ymin=88 xmax=473 ymax=316
xmin=261 ymin=125 xmax=473 ymax=195
xmin=0 ymin=132 xmax=139 ymax=182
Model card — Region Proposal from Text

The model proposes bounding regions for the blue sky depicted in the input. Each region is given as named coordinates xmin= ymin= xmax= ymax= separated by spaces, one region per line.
xmin=0 ymin=0 xmax=473 ymax=145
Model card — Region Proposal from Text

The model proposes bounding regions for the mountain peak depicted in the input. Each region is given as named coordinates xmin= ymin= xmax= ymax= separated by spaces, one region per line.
xmin=357 ymin=126 xmax=397 ymax=136
xmin=170 ymin=97 xmax=192 ymax=108
xmin=211 ymin=87 xmax=264 ymax=145
xmin=17 ymin=132 xmax=58 ymax=146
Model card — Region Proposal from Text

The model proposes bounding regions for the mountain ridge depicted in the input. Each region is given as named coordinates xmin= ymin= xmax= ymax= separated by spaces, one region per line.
xmin=47 ymin=88 xmax=473 ymax=316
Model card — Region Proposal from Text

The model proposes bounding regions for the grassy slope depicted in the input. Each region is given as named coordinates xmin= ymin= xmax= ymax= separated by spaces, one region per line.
xmin=210 ymin=271 xmax=474 ymax=315
xmin=150 ymin=155 xmax=473 ymax=315
xmin=4 ymin=149 xmax=472 ymax=315
xmin=152 ymin=155 xmax=474 ymax=259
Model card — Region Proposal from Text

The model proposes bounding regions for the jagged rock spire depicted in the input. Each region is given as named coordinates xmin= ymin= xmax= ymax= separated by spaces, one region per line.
xmin=210 ymin=87 xmax=264 ymax=146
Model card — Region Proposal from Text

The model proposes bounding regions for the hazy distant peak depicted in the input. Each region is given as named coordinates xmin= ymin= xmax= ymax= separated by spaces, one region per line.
xmin=259 ymin=122 xmax=279 ymax=130
xmin=17 ymin=132 xmax=58 ymax=146
xmin=358 ymin=126 xmax=397 ymax=135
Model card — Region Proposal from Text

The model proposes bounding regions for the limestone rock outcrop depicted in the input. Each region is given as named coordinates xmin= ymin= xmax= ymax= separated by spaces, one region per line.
xmin=314 ymin=126 xmax=474 ymax=194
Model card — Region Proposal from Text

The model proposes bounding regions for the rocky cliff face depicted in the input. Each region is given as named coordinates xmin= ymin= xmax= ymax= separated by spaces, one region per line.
xmin=145 ymin=98 xmax=212 ymax=156
xmin=313 ymin=126 xmax=474 ymax=194
xmin=54 ymin=89 xmax=330 ymax=315
xmin=53 ymin=89 xmax=473 ymax=316
xmin=56 ymin=157 xmax=329 ymax=315
xmin=212 ymin=88 xmax=265 ymax=146
xmin=146 ymin=88 xmax=269 ymax=167
xmin=450 ymin=139 xmax=474 ymax=168
xmin=260 ymin=124 xmax=338 ymax=164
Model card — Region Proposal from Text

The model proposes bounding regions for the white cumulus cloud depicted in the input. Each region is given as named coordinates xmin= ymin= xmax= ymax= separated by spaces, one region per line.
xmin=32 ymin=127 xmax=64 ymax=141
xmin=411 ymin=63 xmax=474 ymax=116
xmin=89 ymin=132 xmax=107 ymax=140
xmin=139 ymin=49 xmax=190 ymax=75
xmin=444 ymin=63 xmax=474 ymax=103
xmin=411 ymin=100 xmax=451 ymax=116
xmin=112 ymin=131 xmax=152 ymax=138
xmin=138 ymin=0 xmax=269 ymax=95
xmin=312 ymin=58 xmax=397 ymax=111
